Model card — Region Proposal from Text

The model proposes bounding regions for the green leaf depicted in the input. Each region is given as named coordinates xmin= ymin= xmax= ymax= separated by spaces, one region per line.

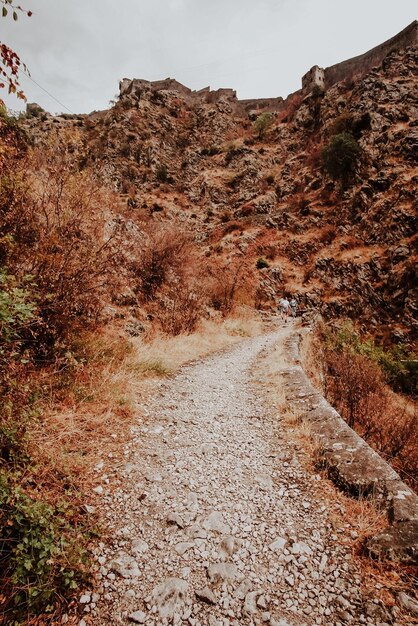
xmin=13 ymin=10 xmax=18 ymax=21
xmin=2 ymin=7 xmax=7 ymax=17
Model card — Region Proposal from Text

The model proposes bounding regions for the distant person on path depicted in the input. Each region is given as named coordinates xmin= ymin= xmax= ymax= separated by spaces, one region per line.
xmin=290 ymin=297 xmax=298 ymax=318
xmin=278 ymin=296 xmax=290 ymax=321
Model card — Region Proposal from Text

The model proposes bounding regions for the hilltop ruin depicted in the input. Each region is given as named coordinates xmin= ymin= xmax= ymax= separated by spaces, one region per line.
xmin=119 ymin=20 xmax=418 ymax=115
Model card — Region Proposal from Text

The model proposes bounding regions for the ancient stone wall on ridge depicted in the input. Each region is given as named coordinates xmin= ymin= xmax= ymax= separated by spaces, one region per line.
xmin=118 ymin=22 xmax=418 ymax=115
xmin=324 ymin=20 xmax=418 ymax=88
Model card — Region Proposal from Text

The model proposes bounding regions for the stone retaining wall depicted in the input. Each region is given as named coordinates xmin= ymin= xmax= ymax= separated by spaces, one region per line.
xmin=280 ymin=327 xmax=418 ymax=564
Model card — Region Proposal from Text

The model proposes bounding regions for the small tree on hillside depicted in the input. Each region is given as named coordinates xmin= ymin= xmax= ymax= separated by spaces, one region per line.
xmin=321 ymin=132 xmax=361 ymax=187
xmin=253 ymin=112 xmax=274 ymax=139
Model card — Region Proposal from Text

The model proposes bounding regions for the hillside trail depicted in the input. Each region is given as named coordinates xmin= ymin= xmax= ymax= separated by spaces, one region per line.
xmin=90 ymin=320 xmax=371 ymax=626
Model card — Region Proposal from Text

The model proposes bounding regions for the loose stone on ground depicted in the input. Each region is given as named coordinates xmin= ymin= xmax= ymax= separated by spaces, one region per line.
xmin=91 ymin=325 xmax=401 ymax=626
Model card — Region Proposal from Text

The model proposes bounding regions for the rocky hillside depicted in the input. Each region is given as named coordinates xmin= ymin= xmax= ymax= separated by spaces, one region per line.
xmin=23 ymin=42 xmax=418 ymax=348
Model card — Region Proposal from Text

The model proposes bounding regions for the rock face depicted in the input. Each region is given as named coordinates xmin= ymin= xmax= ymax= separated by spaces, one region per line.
xmin=21 ymin=30 xmax=418 ymax=346
xmin=26 ymin=102 xmax=46 ymax=117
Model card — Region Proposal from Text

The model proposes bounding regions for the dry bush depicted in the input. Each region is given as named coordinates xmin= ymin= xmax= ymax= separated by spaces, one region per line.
xmin=131 ymin=226 xmax=192 ymax=302
xmin=305 ymin=141 xmax=325 ymax=169
xmin=222 ymin=221 xmax=242 ymax=235
xmin=256 ymin=243 xmax=278 ymax=261
xmin=324 ymin=350 xmax=418 ymax=489
xmin=206 ymin=257 xmax=250 ymax=314
xmin=288 ymin=192 xmax=311 ymax=214
xmin=324 ymin=350 xmax=386 ymax=429
xmin=129 ymin=225 xmax=213 ymax=335
xmin=317 ymin=224 xmax=337 ymax=245
xmin=150 ymin=275 xmax=205 ymax=336
xmin=1 ymin=146 xmax=123 ymax=361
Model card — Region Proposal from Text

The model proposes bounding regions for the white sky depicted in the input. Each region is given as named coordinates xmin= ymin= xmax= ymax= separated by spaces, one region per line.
xmin=0 ymin=0 xmax=416 ymax=114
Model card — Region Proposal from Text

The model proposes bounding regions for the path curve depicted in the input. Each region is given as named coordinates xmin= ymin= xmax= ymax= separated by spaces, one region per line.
xmin=90 ymin=325 xmax=370 ymax=626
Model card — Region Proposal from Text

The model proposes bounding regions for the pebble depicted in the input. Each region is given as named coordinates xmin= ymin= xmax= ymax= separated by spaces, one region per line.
xmin=196 ymin=586 xmax=217 ymax=605
xmin=128 ymin=611 xmax=147 ymax=623
xmin=90 ymin=329 xmax=385 ymax=625
xmin=79 ymin=594 xmax=91 ymax=604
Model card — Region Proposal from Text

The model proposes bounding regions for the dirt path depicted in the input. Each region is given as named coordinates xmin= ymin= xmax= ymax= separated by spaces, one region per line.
xmin=88 ymin=323 xmax=370 ymax=626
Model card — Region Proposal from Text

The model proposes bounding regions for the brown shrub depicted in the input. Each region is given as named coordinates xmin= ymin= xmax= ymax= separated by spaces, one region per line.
xmin=129 ymin=225 xmax=212 ymax=335
xmin=206 ymin=258 xmax=248 ymax=314
xmin=324 ymin=350 xmax=418 ymax=489
xmin=305 ymin=142 xmax=324 ymax=169
xmin=222 ymin=221 xmax=242 ymax=235
xmin=324 ymin=350 xmax=386 ymax=429
xmin=153 ymin=276 xmax=205 ymax=336
xmin=318 ymin=224 xmax=337 ymax=245
xmin=1 ymin=146 xmax=123 ymax=361
xmin=131 ymin=226 xmax=192 ymax=302
xmin=240 ymin=204 xmax=254 ymax=217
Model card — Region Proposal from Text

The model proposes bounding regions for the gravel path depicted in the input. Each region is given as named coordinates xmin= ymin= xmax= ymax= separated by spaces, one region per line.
xmin=87 ymin=325 xmax=379 ymax=626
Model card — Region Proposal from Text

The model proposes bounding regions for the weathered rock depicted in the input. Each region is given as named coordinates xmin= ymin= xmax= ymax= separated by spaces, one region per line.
xmin=174 ymin=541 xmax=194 ymax=556
xmin=207 ymin=562 xmax=240 ymax=585
xmin=167 ymin=512 xmax=185 ymax=528
xmin=149 ymin=578 xmax=188 ymax=619
xmin=195 ymin=586 xmax=217 ymax=605
xmin=269 ymin=537 xmax=287 ymax=551
xmin=243 ymin=590 xmax=260 ymax=615
xmin=397 ymin=592 xmax=418 ymax=616
xmin=109 ymin=553 xmax=140 ymax=578
xmin=366 ymin=520 xmax=418 ymax=564
xmin=220 ymin=535 xmax=242 ymax=556
xmin=131 ymin=538 xmax=149 ymax=555
xmin=202 ymin=511 xmax=231 ymax=534
xmin=128 ymin=611 xmax=147 ymax=624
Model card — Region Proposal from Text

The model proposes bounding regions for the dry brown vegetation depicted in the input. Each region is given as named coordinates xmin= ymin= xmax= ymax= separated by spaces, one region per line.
xmin=0 ymin=116 xmax=264 ymax=621
xmin=324 ymin=349 xmax=418 ymax=489
xmin=303 ymin=322 xmax=418 ymax=491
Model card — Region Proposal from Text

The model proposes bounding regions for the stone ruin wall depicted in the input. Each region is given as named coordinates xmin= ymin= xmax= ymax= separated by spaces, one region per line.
xmin=323 ymin=20 xmax=418 ymax=88
xmin=239 ymin=96 xmax=285 ymax=115
xmin=119 ymin=77 xmax=238 ymax=106
xmin=118 ymin=22 xmax=417 ymax=116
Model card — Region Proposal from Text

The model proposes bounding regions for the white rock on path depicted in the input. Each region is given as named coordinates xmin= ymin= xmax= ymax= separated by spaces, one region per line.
xmin=109 ymin=552 xmax=140 ymax=578
xmin=149 ymin=577 xmax=189 ymax=619
xmin=207 ymin=562 xmax=240 ymax=585
xmin=202 ymin=511 xmax=231 ymax=534
xmin=269 ymin=537 xmax=287 ymax=551
xmin=128 ymin=610 xmax=147 ymax=623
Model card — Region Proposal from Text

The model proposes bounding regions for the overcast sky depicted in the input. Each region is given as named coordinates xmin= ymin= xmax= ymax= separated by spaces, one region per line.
xmin=1 ymin=0 xmax=416 ymax=114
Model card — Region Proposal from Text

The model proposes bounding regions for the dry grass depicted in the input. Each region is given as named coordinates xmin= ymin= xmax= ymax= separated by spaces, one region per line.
xmin=252 ymin=327 xmax=324 ymax=461
xmin=328 ymin=492 xmax=417 ymax=625
xmin=28 ymin=311 xmax=265 ymax=493
xmin=300 ymin=325 xmax=325 ymax=390
xmin=130 ymin=310 xmax=263 ymax=375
